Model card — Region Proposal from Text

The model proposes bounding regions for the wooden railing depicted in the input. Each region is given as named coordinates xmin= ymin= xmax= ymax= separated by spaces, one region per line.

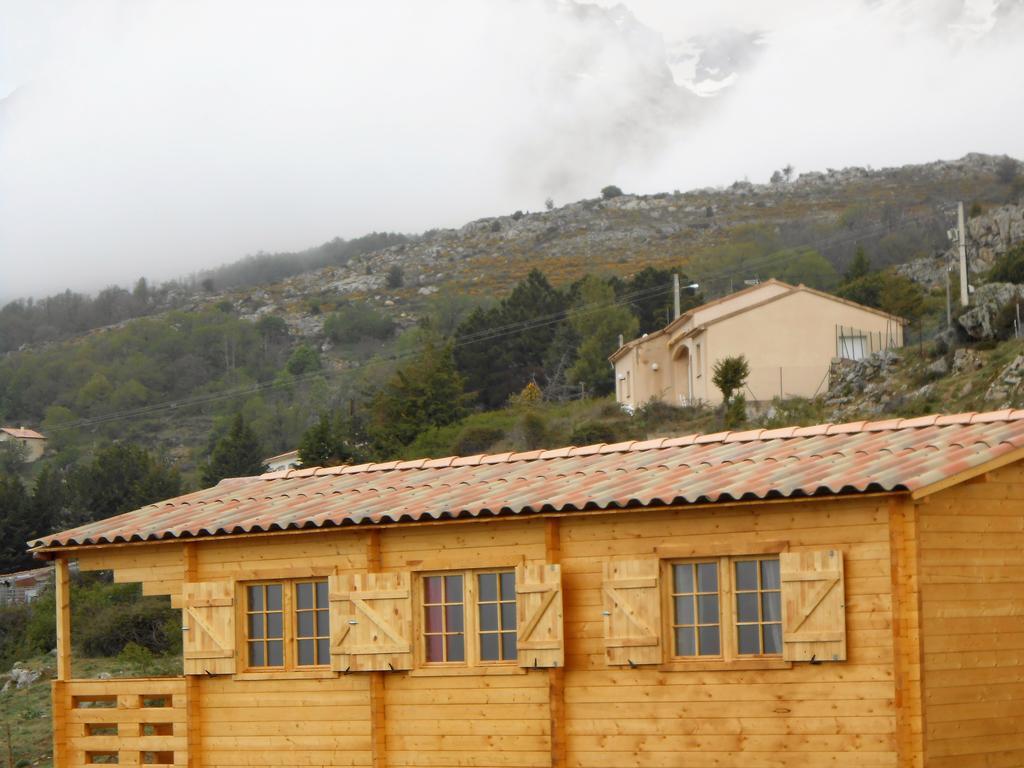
xmin=53 ymin=677 xmax=187 ymax=767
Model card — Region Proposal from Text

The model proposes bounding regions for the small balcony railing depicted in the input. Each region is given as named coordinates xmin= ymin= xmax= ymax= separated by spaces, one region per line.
xmin=54 ymin=677 xmax=187 ymax=767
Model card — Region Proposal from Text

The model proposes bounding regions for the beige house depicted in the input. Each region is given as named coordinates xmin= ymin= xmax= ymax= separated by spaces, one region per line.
xmin=0 ymin=426 xmax=47 ymax=462
xmin=611 ymin=280 xmax=904 ymax=407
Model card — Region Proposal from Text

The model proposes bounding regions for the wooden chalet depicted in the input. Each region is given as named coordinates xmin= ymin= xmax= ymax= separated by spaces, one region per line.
xmin=30 ymin=409 xmax=1024 ymax=768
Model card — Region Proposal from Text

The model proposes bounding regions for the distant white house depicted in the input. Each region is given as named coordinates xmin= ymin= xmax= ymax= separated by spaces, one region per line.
xmin=0 ymin=426 xmax=47 ymax=462
xmin=264 ymin=449 xmax=301 ymax=472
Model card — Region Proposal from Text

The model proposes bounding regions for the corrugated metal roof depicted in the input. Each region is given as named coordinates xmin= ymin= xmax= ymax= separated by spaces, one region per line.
xmin=29 ymin=410 xmax=1024 ymax=550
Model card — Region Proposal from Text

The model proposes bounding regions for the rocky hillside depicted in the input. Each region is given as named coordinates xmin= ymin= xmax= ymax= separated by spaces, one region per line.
xmin=221 ymin=152 xmax=1017 ymax=340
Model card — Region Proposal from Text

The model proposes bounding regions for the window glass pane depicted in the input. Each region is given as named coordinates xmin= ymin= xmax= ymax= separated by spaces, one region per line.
xmin=736 ymin=593 xmax=759 ymax=623
xmin=675 ymin=627 xmax=695 ymax=656
xmin=266 ymin=584 xmax=283 ymax=611
xmin=760 ymin=559 xmax=781 ymax=589
xmin=698 ymin=625 xmax=721 ymax=656
xmin=673 ymin=564 xmax=694 ymax=594
xmin=737 ymin=624 xmax=760 ymax=654
xmin=763 ymin=624 xmax=782 ymax=655
xmin=444 ymin=574 xmax=463 ymax=600
xmin=248 ymin=614 xmax=264 ymax=639
xmin=297 ymin=611 xmax=314 ymax=638
xmin=761 ymin=592 xmax=781 ymax=622
xmin=501 ymin=632 xmax=517 ymax=660
xmin=316 ymin=581 xmax=329 ymax=608
xmin=446 ymin=634 xmax=465 ymax=662
xmin=445 ymin=605 xmax=464 ymax=633
xmin=316 ymin=610 xmax=329 ymax=636
xmin=267 ymin=640 xmax=284 ymax=666
xmin=426 ymin=634 xmax=444 ymax=662
xmin=296 ymin=583 xmax=313 ymax=610
xmin=697 ymin=594 xmax=719 ymax=624
xmin=735 ymin=561 xmax=758 ymax=590
xmin=297 ymin=639 xmax=314 ymax=666
xmin=674 ymin=595 xmax=694 ymax=626
xmin=500 ymin=572 xmax=516 ymax=600
xmin=425 ymin=606 xmax=443 ymax=633
xmin=478 ymin=573 xmax=497 ymax=602
xmin=247 ymin=585 xmax=263 ymax=611
xmin=500 ymin=603 xmax=516 ymax=630
xmin=697 ymin=562 xmax=718 ymax=592
xmin=480 ymin=632 xmax=499 ymax=661
xmin=479 ymin=603 xmax=498 ymax=632
xmin=248 ymin=641 xmax=264 ymax=667
xmin=424 ymin=576 xmax=442 ymax=604
xmin=267 ymin=612 xmax=283 ymax=639
xmin=317 ymin=638 xmax=329 ymax=664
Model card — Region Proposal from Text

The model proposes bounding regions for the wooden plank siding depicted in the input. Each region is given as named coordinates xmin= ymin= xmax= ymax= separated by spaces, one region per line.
xmin=51 ymin=474 xmax=1024 ymax=768
xmin=918 ymin=463 xmax=1024 ymax=768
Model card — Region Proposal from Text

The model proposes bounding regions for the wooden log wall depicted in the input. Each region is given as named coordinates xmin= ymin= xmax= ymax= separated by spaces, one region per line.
xmin=918 ymin=463 xmax=1024 ymax=768
xmin=59 ymin=492 xmax=949 ymax=768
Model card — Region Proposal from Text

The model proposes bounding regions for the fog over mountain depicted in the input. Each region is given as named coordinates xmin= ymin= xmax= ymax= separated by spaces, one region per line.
xmin=1 ymin=0 xmax=1023 ymax=299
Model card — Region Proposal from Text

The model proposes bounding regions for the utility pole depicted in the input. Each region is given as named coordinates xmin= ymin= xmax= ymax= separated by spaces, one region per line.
xmin=945 ymin=252 xmax=952 ymax=329
xmin=673 ymin=273 xmax=680 ymax=320
xmin=957 ymin=201 xmax=969 ymax=307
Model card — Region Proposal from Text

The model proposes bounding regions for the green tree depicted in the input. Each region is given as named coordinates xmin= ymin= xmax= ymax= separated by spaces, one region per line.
xmin=286 ymin=344 xmax=321 ymax=376
xmin=601 ymin=185 xmax=623 ymax=200
xmin=878 ymin=276 xmax=925 ymax=321
xmin=370 ymin=336 xmax=469 ymax=452
xmin=67 ymin=443 xmax=181 ymax=527
xmin=712 ymin=355 xmax=750 ymax=404
xmin=0 ymin=474 xmax=33 ymax=570
xmin=298 ymin=411 xmax=365 ymax=467
xmin=202 ymin=413 xmax=267 ymax=486
xmin=454 ymin=269 xmax=569 ymax=408
xmin=844 ymin=246 xmax=872 ymax=282
xmin=567 ymin=276 xmax=639 ymax=396
xmin=614 ymin=267 xmax=701 ymax=334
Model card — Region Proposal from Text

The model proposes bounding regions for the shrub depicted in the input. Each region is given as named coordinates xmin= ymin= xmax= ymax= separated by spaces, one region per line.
xmin=324 ymin=303 xmax=396 ymax=344
xmin=386 ymin=265 xmax=404 ymax=289
xmin=513 ymin=411 xmax=548 ymax=451
xmin=601 ymin=185 xmax=623 ymax=200
xmin=997 ymin=156 xmax=1019 ymax=185
xmin=78 ymin=592 xmax=181 ymax=657
xmin=452 ymin=425 xmax=505 ymax=455
xmin=569 ymin=421 xmax=621 ymax=445
xmin=989 ymin=243 xmax=1024 ymax=284
xmin=724 ymin=393 xmax=747 ymax=429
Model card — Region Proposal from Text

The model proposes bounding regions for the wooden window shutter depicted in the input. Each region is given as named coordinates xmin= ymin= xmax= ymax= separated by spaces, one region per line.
xmin=602 ymin=559 xmax=661 ymax=666
xmin=516 ymin=563 xmax=564 ymax=668
xmin=780 ymin=549 xmax=847 ymax=662
xmin=329 ymin=572 xmax=413 ymax=672
xmin=182 ymin=581 xmax=236 ymax=676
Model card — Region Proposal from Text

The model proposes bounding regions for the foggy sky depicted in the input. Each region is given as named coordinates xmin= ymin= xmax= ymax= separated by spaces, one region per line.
xmin=1 ymin=0 xmax=1023 ymax=300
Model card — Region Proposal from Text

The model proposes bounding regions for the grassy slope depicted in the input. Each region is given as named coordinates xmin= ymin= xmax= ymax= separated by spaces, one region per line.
xmin=1 ymin=655 xmax=182 ymax=768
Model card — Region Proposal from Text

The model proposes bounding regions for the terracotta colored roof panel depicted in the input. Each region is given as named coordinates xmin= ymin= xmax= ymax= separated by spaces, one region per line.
xmin=29 ymin=410 xmax=1024 ymax=550
xmin=2 ymin=427 xmax=45 ymax=440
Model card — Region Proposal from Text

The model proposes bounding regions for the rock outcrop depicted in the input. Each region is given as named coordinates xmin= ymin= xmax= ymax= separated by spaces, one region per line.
xmin=899 ymin=201 xmax=1024 ymax=289
xmin=957 ymin=283 xmax=1024 ymax=340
